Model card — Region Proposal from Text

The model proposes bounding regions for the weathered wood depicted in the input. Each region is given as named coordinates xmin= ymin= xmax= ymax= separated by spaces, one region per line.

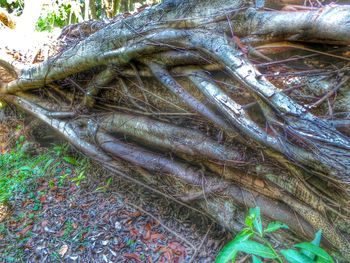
xmin=1 ymin=0 xmax=350 ymax=260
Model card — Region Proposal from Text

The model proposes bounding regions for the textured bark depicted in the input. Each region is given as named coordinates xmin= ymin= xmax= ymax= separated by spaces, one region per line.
xmin=1 ymin=0 xmax=350 ymax=260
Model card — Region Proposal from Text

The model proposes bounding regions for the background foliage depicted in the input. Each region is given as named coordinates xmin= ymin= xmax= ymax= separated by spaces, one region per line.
xmin=0 ymin=0 xmax=161 ymax=31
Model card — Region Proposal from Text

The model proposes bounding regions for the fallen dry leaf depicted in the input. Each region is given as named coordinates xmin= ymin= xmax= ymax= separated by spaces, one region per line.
xmin=41 ymin=220 xmax=49 ymax=228
xmin=0 ymin=203 xmax=10 ymax=222
xmin=151 ymin=233 xmax=165 ymax=240
xmin=232 ymin=36 xmax=248 ymax=54
xmin=59 ymin=244 xmax=69 ymax=257
xmin=56 ymin=229 xmax=65 ymax=237
xmin=123 ymin=253 xmax=141 ymax=262
xmin=147 ymin=255 xmax=153 ymax=263
xmin=18 ymin=224 xmax=33 ymax=237
xmin=130 ymin=211 xmax=142 ymax=217
xmin=163 ymin=250 xmax=172 ymax=262
xmin=39 ymin=195 xmax=47 ymax=203
xmin=144 ymin=228 xmax=151 ymax=241
xmin=130 ymin=228 xmax=139 ymax=237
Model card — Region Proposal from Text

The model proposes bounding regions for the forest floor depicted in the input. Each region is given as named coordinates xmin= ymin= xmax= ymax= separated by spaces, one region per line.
xmin=0 ymin=119 xmax=230 ymax=263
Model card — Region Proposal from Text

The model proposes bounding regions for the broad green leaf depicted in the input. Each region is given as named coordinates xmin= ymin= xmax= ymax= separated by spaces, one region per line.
xmin=63 ymin=156 xmax=77 ymax=165
xmin=312 ymin=230 xmax=322 ymax=246
xmin=252 ymin=255 xmax=263 ymax=263
xmin=301 ymin=230 xmax=323 ymax=259
xmin=281 ymin=249 xmax=314 ymax=263
xmin=264 ymin=221 xmax=289 ymax=233
xmin=294 ymin=243 xmax=333 ymax=263
xmin=249 ymin=207 xmax=263 ymax=236
xmin=235 ymin=228 xmax=254 ymax=240
xmin=234 ymin=240 xmax=277 ymax=259
xmin=215 ymin=229 xmax=253 ymax=263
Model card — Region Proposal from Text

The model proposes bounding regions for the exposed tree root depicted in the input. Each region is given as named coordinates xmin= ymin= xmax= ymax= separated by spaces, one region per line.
xmin=1 ymin=0 xmax=350 ymax=260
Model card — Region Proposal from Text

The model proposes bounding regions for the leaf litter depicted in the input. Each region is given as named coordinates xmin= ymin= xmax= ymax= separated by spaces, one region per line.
xmin=0 ymin=143 xmax=230 ymax=262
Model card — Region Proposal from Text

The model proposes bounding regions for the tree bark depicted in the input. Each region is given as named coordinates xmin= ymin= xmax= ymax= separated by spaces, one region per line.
xmin=1 ymin=0 xmax=350 ymax=260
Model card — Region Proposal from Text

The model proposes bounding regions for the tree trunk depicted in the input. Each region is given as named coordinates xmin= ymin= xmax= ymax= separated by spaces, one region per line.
xmin=85 ymin=0 xmax=90 ymax=20
xmin=1 ymin=0 xmax=350 ymax=260
xmin=89 ymin=0 xmax=98 ymax=20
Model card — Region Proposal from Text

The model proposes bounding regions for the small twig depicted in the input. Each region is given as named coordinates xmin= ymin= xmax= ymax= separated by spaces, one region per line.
xmin=125 ymin=201 xmax=196 ymax=250
xmin=236 ymin=254 xmax=250 ymax=263
xmin=95 ymin=103 xmax=195 ymax=116
xmin=309 ymin=76 xmax=349 ymax=109
xmin=179 ymin=184 xmax=228 ymax=202
xmin=255 ymin=42 xmax=350 ymax=62
xmin=130 ymin=62 xmax=153 ymax=110
xmin=188 ymin=223 xmax=213 ymax=263
xmin=123 ymin=76 xmax=190 ymax=113
xmin=119 ymin=78 xmax=148 ymax=111
xmin=67 ymin=78 xmax=86 ymax=94
xmin=256 ymin=53 xmax=318 ymax=67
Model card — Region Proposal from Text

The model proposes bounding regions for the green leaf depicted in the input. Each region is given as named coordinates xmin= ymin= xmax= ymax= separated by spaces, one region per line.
xmin=301 ymin=230 xmax=323 ymax=259
xmin=281 ymin=249 xmax=314 ymax=263
xmin=264 ymin=221 xmax=289 ymax=233
xmin=18 ymin=135 xmax=25 ymax=143
xmin=215 ymin=229 xmax=253 ymax=263
xmin=95 ymin=186 xmax=107 ymax=192
xmin=19 ymin=166 xmax=31 ymax=172
xmin=42 ymin=158 xmax=54 ymax=173
xmin=71 ymin=173 xmax=86 ymax=186
xmin=234 ymin=240 xmax=277 ymax=259
xmin=311 ymin=230 xmax=322 ymax=246
xmin=245 ymin=214 xmax=254 ymax=228
xmin=32 ymin=203 xmax=40 ymax=211
xmin=252 ymin=255 xmax=263 ymax=263
xmin=294 ymin=243 xmax=334 ymax=263
xmin=249 ymin=207 xmax=263 ymax=236
xmin=63 ymin=156 xmax=77 ymax=165
xmin=106 ymin=177 xmax=112 ymax=186
xmin=48 ymin=180 xmax=55 ymax=189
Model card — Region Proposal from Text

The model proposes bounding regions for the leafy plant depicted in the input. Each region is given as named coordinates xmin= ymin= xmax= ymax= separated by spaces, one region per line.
xmin=0 ymin=138 xmax=42 ymax=204
xmin=70 ymin=157 xmax=89 ymax=187
xmin=216 ymin=207 xmax=333 ymax=263
xmin=53 ymin=143 xmax=69 ymax=156
xmin=70 ymin=171 xmax=86 ymax=186
xmin=63 ymin=155 xmax=78 ymax=165
xmin=0 ymin=137 xmax=88 ymax=204
xmin=95 ymin=177 xmax=113 ymax=192
xmin=0 ymin=0 xmax=23 ymax=15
